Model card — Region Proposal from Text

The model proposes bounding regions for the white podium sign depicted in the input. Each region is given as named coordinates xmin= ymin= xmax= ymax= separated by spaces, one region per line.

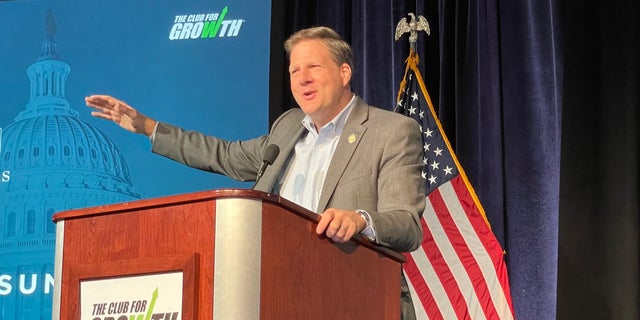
xmin=79 ymin=272 xmax=183 ymax=320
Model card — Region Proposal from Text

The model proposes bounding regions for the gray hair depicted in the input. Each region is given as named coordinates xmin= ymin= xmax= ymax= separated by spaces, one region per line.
xmin=284 ymin=26 xmax=354 ymax=70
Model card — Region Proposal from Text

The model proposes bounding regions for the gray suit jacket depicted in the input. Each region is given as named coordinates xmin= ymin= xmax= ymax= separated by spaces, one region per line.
xmin=152 ymin=96 xmax=425 ymax=319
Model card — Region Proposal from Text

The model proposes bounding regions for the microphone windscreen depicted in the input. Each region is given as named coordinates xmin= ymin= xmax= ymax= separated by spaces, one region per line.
xmin=263 ymin=144 xmax=280 ymax=165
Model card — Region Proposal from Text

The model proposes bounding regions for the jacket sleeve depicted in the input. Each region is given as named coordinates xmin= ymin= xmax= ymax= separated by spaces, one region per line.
xmin=369 ymin=114 xmax=425 ymax=252
xmin=150 ymin=108 xmax=304 ymax=182
xmin=151 ymin=122 xmax=268 ymax=182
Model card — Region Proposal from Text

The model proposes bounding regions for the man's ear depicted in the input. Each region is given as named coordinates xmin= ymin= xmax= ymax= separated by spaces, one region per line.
xmin=341 ymin=63 xmax=352 ymax=85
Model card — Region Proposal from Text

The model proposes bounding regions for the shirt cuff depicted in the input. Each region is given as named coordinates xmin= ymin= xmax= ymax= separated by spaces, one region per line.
xmin=356 ymin=209 xmax=377 ymax=242
xmin=149 ymin=121 xmax=160 ymax=143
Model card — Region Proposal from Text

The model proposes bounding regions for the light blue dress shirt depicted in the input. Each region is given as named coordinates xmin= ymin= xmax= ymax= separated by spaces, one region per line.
xmin=277 ymin=95 xmax=356 ymax=212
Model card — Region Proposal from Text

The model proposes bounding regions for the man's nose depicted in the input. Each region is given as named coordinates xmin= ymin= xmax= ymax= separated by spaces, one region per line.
xmin=297 ymin=68 xmax=312 ymax=84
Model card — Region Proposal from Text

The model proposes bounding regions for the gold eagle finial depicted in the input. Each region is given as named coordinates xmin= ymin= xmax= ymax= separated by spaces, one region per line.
xmin=395 ymin=13 xmax=430 ymax=49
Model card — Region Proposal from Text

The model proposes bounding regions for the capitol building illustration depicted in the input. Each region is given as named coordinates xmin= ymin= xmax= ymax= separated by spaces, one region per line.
xmin=0 ymin=12 xmax=141 ymax=319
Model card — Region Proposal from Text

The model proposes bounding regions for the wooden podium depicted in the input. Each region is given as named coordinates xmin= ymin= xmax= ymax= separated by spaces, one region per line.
xmin=51 ymin=189 xmax=404 ymax=320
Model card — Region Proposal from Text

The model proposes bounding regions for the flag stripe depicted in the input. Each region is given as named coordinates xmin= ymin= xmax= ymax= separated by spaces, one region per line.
xmin=406 ymin=272 xmax=430 ymax=320
xmin=436 ymin=178 xmax=501 ymax=319
xmin=404 ymin=252 xmax=436 ymax=319
xmin=447 ymin=178 xmax=515 ymax=318
xmin=405 ymin=215 xmax=463 ymax=319
xmin=406 ymin=220 xmax=460 ymax=319
xmin=412 ymin=218 xmax=464 ymax=319
xmin=426 ymin=187 xmax=488 ymax=320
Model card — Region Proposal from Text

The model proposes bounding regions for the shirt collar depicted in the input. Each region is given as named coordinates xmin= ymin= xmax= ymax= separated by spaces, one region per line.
xmin=302 ymin=94 xmax=356 ymax=136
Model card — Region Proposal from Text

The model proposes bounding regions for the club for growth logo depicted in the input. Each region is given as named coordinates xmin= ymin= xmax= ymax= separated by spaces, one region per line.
xmin=169 ymin=6 xmax=244 ymax=40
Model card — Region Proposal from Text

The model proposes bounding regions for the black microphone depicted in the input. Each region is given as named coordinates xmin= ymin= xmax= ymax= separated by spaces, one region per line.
xmin=252 ymin=144 xmax=280 ymax=189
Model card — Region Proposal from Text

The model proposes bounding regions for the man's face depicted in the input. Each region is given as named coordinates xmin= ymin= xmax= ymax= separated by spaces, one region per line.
xmin=289 ymin=39 xmax=351 ymax=129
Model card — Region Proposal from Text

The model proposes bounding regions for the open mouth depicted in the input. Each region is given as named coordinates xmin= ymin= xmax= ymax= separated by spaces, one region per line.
xmin=303 ymin=90 xmax=316 ymax=100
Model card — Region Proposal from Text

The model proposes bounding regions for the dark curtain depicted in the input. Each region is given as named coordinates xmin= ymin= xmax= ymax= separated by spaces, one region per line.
xmin=437 ymin=1 xmax=562 ymax=319
xmin=269 ymin=0 xmax=639 ymax=319
xmin=557 ymin=1 xmax=640 ymax=319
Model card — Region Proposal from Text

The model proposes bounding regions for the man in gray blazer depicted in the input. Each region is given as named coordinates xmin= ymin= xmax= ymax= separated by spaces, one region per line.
xmin=86 ymin=26 xmax=425 ymax=320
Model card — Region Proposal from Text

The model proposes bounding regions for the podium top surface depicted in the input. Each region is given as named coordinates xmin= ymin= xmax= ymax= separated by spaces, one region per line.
xmin=53 ymin=188 xmax=406 ymax=262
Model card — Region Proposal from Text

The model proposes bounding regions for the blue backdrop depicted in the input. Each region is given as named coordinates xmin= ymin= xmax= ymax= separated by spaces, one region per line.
xmin=0 ymin=0 xmax=271 ymax=318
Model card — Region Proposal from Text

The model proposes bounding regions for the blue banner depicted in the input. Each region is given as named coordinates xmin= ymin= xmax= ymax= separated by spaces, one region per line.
xmin=0 ymin=0 xmax=271 ymax=318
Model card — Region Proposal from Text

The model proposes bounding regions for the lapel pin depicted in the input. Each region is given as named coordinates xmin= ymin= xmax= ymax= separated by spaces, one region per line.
xmin=348 ymin=134 xmax=356 ymax=144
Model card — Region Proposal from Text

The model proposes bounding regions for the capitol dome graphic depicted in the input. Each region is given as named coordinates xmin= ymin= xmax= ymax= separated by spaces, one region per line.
xmin=0 ymin=11 xmax=142 ymax=319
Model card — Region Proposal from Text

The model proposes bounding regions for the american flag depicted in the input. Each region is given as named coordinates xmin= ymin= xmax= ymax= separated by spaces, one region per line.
xmin=395 ymin=51 xmax=515 ymax=320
